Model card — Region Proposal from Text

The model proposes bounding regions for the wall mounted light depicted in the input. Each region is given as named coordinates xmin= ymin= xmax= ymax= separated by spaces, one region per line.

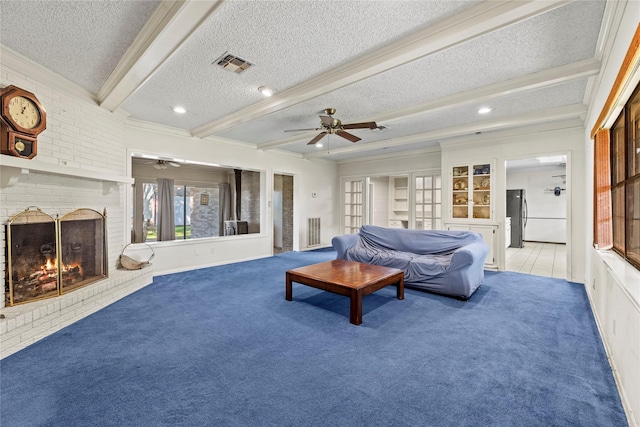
xmin=258 ymin=86 xmax=274 ymax=97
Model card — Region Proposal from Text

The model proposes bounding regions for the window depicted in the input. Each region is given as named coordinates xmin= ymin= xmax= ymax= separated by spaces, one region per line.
xmin=141 ymin=183 xmax=218 ymax=242
xmin=131 ymin=157 xmax=262 ymax=243
xmin=609 ymin=83 xmax=640 ymax=268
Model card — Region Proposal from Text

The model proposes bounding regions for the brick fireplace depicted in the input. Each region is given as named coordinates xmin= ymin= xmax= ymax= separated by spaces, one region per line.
xmin=0 ymin=161 xmax=153 ymax=359
xmin=5 ymin=207 xmax=108 ymax=306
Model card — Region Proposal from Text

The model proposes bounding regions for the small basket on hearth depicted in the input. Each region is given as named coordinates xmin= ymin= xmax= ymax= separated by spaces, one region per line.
xmin=118 ymin=243 xmax=154 ymax=270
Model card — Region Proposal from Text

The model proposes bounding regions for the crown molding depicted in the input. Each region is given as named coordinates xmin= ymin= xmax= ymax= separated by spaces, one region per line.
xmin=125 ymin=117 xmax=193 ymax=138
xmin=1 ymin=45 xmax=97 ymax=104
xmin=192 ymin=0 xmax=569 ymax=139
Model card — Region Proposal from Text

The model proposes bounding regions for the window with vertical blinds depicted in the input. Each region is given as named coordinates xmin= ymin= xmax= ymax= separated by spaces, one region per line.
xmin=609 ymin=83 xmax=640 ymax=269
xmin=592 ymin=24 xmax=640 ymax=271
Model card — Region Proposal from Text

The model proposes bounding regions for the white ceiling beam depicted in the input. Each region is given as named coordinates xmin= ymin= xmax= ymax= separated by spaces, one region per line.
xmin=98 ymin=0 xmax=224 ymax=112
xmin=192 ymin=0 xmax=569 ymax=138
xmin=257 ymin=58 xmax=600 ymax=151
xmin=302 ymin=104 xmax=587 ymax=159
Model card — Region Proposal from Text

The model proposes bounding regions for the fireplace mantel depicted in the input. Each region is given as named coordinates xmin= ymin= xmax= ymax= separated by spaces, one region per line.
xmin=0 ymin=154 xmax=133 ymax=189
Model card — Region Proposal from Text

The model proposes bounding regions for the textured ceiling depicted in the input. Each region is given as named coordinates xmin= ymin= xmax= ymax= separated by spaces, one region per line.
xmin=0 ymin=0 xmax=607 ymax=162
xmin=0 ymin=0 xmax=161 ymax=94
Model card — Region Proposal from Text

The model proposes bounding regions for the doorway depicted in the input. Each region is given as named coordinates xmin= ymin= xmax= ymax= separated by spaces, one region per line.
xmin=504 ymin=155 xmax=568 ymax=279
xmin=274 ymin=173 xmax=293 ymax=254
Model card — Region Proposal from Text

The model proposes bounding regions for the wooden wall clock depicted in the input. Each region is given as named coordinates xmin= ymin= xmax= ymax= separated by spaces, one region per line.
xmin=0 ymin=85 xmax=47 ymax=159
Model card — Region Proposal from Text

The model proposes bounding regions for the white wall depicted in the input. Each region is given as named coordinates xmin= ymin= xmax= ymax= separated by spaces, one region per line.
xmin=337 ymin=149 xmax=441 ymax=177
xmin=507 ymin=165 xmax=567 ymax=243
xmin=583 ymin=2 xmax=640 ymax=425
xmin=124 ymin=124 xmax=338 ymax=274
xmin=441 ymin=125 xmax=584 ymax=281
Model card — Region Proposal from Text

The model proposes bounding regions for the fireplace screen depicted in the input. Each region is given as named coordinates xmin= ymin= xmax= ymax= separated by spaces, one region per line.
xmin=5 ymin=208 xmax=108 ymax=306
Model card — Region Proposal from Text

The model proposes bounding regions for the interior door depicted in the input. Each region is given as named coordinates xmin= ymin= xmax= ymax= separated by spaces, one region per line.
xmin=341 ymin=176 xmax=369 ymax=234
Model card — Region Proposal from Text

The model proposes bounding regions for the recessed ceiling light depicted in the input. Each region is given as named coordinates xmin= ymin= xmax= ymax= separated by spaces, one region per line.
xmin=258 ymin=86 xmax=274 ymax=97
xmin=478 ymin=107 xmax=492 ymax=114
xmin=173 ymin=106 xmax=186 ymax=114
xmin=315 ymin=142 xmax=323 ymax=148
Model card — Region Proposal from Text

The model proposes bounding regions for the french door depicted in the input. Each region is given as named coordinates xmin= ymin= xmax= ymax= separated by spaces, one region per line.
xmin=342 ymin=177 xmax=368 ymax=234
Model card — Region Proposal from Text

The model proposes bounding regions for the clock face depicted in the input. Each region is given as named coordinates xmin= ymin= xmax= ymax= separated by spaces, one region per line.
xmin=7 ymin=95 xmax=41 ymax=130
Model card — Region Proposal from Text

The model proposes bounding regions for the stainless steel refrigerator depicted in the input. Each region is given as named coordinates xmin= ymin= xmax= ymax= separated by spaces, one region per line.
xmin=506 ymin=189 xmax=527 ymax=248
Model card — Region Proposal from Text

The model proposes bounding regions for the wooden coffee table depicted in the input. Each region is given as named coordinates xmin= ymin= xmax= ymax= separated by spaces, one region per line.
xmin=286 ymin=259 xmax=404 ymax=325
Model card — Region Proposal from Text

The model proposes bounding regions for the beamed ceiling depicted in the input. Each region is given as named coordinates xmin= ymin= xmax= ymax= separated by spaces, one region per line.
xmin=0 ymin=0 xmax=611 ymax=162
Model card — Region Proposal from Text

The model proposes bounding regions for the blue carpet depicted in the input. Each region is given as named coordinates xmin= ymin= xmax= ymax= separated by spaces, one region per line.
xmin=0 ymin=249 xmax=627 ymax=426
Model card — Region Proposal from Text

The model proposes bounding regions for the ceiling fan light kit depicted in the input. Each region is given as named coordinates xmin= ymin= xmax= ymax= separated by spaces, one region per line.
xmin=149 ymin=159 xmax=181 ymax=169
xmin=284 ymin=108 xmax=379 ymax=145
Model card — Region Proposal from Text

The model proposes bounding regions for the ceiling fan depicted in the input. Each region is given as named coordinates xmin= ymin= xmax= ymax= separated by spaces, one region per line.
xmin=285 ymin=108 xmax=378 ymax=145
xmin=145 ymin=159 xmax=181 ymax=169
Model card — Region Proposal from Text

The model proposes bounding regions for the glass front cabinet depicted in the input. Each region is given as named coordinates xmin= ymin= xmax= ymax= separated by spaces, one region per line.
xmin=451 ymin=163 xmax=492 ymax=220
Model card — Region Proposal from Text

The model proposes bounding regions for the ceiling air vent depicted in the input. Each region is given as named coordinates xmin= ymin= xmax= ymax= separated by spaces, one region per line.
xmin=214 ymin=52 xmax=253 ymax=74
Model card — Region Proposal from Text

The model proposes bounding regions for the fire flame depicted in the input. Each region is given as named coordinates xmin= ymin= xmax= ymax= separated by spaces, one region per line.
xmin=40 ymin=258 xmax=83 ymax=276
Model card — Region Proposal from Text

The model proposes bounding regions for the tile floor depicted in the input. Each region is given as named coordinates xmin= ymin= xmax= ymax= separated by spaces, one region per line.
xmin=505 ymin=242 xmax=566 ymax=279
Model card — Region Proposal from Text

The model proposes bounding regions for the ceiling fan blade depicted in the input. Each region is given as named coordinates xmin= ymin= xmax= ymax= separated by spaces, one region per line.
xmin=168 ymin=162 xmax=181 ymax=167
xmin=319 ymin=115 xmax=333 ymax=126
xmin=342 ymin=122 xmax=378 ymax=130
xmin=336 ymin=130 xmax=361 ymax=143
xmin=284 ymin=128 xmax=321 ymax=132
xmin=307 ymin=132 xmax=327 ymax=145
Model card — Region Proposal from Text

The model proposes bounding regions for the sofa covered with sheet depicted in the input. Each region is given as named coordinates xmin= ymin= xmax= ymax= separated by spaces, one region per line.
xmin=331 ymin=225 xmax=488 ymax=299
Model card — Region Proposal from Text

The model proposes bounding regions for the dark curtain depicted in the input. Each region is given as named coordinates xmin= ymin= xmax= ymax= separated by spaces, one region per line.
xmin=157 ymin=178 xmax=175 ymax=241
xmin=234 ymin=169 xmax=242 ymax=220
xmin=219 ymin=183 xmax=232 ymax=236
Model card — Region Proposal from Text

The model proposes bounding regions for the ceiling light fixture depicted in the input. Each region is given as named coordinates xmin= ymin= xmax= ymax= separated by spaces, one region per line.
xmin=478 ymin=107 xmax=492 ymax=114
xmin=537 ymin=155 xmax=567 ymax=164
xmin=173 ymin=106 xmax=186 ymax=114
xmin=258 ymin=86 xmax=274 ymax=97
xmin=315 ymin=142 xmax=323 ymax=148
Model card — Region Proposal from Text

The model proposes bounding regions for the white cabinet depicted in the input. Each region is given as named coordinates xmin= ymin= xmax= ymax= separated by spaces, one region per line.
xmin=389 ymin=176 xmax=409 ymax=228
xmin=451 ymin=163 xmax=492 ymax=220
xmin=446 ymin=223 xmax=497 ymax=269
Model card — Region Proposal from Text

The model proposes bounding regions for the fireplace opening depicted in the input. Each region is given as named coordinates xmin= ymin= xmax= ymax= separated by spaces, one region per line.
xmin=5 ymin=208 xmax=108 ymax=306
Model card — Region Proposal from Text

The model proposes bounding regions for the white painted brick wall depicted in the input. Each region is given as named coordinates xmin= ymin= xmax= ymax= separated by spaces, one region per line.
xmin=1 ymin=71 xmax=126 ymax=175
xmin=1 ymin=67 xmax=133 ymax=317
